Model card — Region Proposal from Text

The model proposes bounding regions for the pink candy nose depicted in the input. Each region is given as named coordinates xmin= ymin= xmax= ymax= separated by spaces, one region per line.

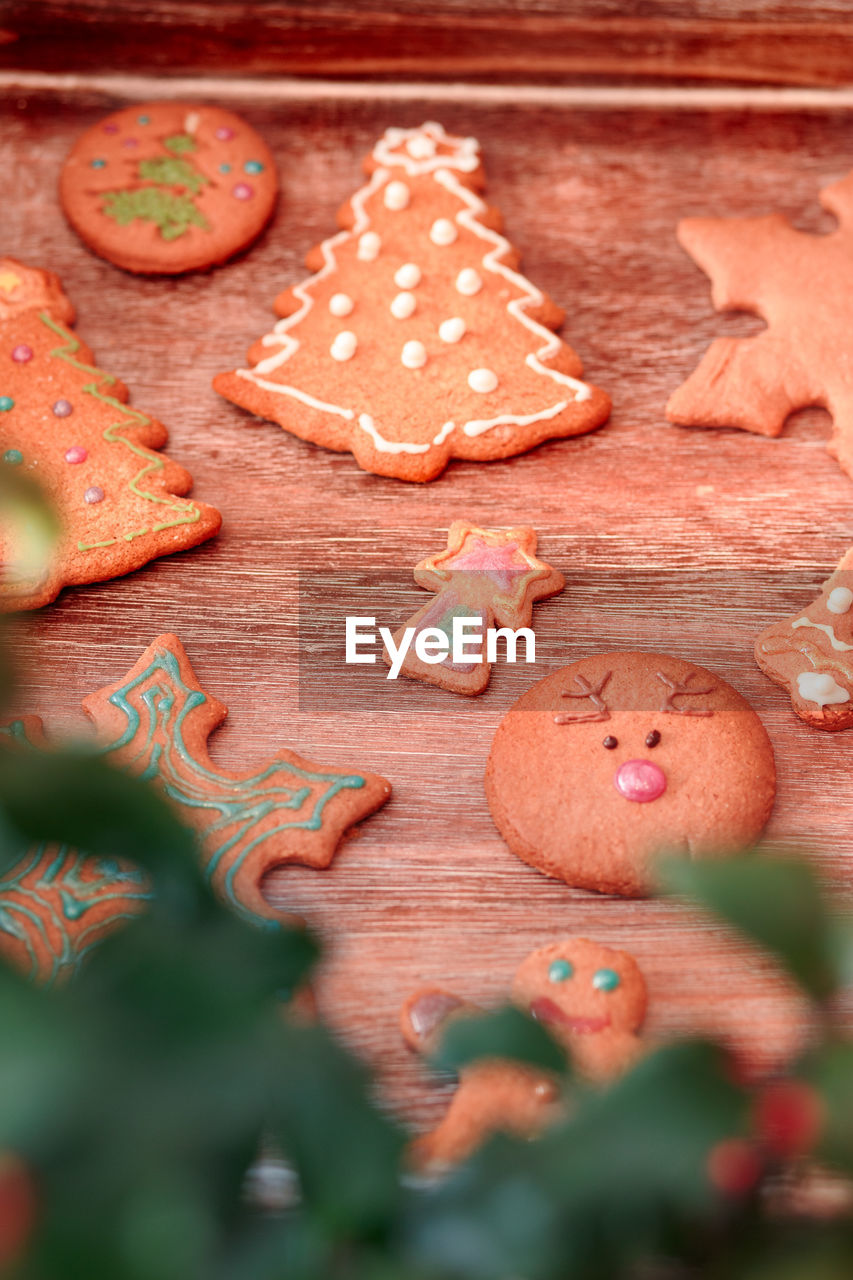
xmin=614 ymin=758 xmax=667 ymax=803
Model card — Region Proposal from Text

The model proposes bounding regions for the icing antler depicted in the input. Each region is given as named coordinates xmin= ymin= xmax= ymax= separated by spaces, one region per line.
xmin=656 ymin=670 xmax=715 ymax=716
xmin=554 ymin=672 xmax=612 ymax=724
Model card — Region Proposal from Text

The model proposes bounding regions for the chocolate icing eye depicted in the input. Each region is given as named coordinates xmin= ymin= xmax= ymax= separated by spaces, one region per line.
xmin=602 ymin=735 xmax=618 ymax=750
xmin=548 ymin=959 xmax=573 ymax=983
xmin=645 ymin=729 xmax=661 ymax=748
xmin=592 ymin=968 xmax=620 ymax=992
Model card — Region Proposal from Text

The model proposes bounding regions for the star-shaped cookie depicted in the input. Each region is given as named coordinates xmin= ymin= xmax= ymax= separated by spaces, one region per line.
xmin=667 ymin=170 xmax=853 ymax=480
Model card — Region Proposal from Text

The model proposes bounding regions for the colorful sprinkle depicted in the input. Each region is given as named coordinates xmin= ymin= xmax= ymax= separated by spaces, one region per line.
xmin=103 ymin=123 xmax=119 ymax=135
xmin=11 ymin=345 xmax=32 ymax=363
xmin=244 ymin=160 xmax=264 ymax=175
xmin=64 ymin=446 xmax=88 ymax=465
xmin=0 ymin=396 xmax=14 ymax=412
xmin=52 ymin=399 xmax=73 ymax=418
xmin=592 ymin=968 xmax=620 ymax=992
xmin=90 ymin=159 xmax=107 ymax=169
xmin=548 ymin=959 xmax=573 ymax=983
xmin=137 ymin=115 xmax=150 ymax=125
xmin=219 ymin=163 xmax=231 ymax=174
xmin=215 ymin=126 xmax=235 ymax=141
xmin=232 ymin=182 xmax=254 ymax=201
xmin=84 ymin=486 xmax=105 ymax=504
xmin=3 ymin=449 xmax=22 ymax=466
xmin=121 ymin=137 xmax=139 ymax=149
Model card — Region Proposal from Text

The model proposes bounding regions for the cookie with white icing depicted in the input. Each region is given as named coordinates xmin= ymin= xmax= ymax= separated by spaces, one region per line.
xmin=401 ymin=937 xmax=647 ymax=1168
xmin=60 ymin=103 xmax=277 ymax=274
xmin=214 ymin=121 xmax=610 ymax=482
xmin=485 ymin=651 xmax=776 ymax=897
xmin=756 ymin=549 xmax=853 ymax=729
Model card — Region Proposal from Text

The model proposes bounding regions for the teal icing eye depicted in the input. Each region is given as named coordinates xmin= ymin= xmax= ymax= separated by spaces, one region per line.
xmin=548 ymin=959 xmax=573 ymax=983
xmin=592 ymin=967 xmax=620 ymax=992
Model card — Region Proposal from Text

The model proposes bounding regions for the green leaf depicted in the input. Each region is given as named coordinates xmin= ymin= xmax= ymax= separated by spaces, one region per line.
xmin=433 ymin=1004 xmax=566 ymax=1076
xmin=660 ymin=854 xmax=839 ymax=1000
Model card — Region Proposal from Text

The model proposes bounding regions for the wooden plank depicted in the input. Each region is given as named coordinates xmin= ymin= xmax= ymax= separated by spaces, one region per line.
xmin=1 ymin=85 xmax=848 ymax=1133
xmin=4 ymin=2 xmax=853 ymax=87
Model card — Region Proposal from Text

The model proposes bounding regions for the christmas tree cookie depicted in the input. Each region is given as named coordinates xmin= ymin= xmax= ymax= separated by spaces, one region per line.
xmin=0 ymin=259 xmax=221 ymax=610
xmin=385 ymin=521 xmax=564 ymax=695
xmin=3 ymin=635 xmax=390 ymax=948
xmin=401 ymin=938 xmax=647 ymax=1168
xmin=755 ymin=548 xmax=853 ymax=729
xmin=215 ymin=121 xmax=610 ymax=482
xmin=668 ymin=169 xmax=853 ymax=481
xmin=60 ymin=102 xmax=277 ymax=274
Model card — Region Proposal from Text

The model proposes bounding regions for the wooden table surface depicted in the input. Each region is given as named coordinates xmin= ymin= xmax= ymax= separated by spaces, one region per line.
xmin=3 ymin=80 xmax=851 ymax=1133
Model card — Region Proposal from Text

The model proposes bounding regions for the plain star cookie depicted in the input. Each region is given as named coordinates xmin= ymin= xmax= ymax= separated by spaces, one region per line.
xmin=756 ymin=547 xmax=853 ymax=729
xmin=485 ymin=651 xmax=776 ymax=897
xmin=667 ymin=169 xmax=853 ymax=480
xmin=384 ymin=521 xmax=564 ymax=695
xmin=214 ymin=121 xmax=610 ymax=482
xmin=0 ymin=259 xmax=221 ymax=610
xmin=5 ymin=635 xmax=391 ymax=930
xmin=60 ymin=102 xmax=277 ymax=274
xmin=401 ymin=937 xmax=647 ymax=1167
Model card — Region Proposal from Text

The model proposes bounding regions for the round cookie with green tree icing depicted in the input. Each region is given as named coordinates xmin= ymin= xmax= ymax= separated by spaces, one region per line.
xmin=60 ymin=102 xmax=277 ymax=274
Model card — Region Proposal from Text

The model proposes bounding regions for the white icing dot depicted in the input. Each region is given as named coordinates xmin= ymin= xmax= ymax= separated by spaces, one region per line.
xmin=394 ymin=262 xmax=422 ymax=289
xmin=828 ymin=586 xmax=853 ymax=614
xmin=401 ymin=340 xmax=427 ymax=369
xmin=430 ymin=218 xmax=457 ymax=246
xmin=384 ymin=180 xmax=410 ymax=210
xmin=357 ymin=232 xmax=381 ymax=261
xmin=797 ymin=671 xmax=850 ymax=706
xmin=390 ymin=291 xmax=417 ymax=319
xmin=407 ymin=135 xmax=437 ymax=159
xmin=330 ymin=331 xmax=358 ymax=361
xmin=439 ymin=317 xmax=466 ymax=343
xmin=468 ymin=368 xmax=498 ymax=393
xmin=329 ymin=293 xmax=354 ymax=317
xmin=456 ymin=268 xmax=482 ymax=296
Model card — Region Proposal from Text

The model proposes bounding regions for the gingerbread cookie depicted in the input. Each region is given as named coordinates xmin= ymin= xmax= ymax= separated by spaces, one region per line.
xmin=401 ymin=937 xmax=647 ymax=1167
xmin=10 ymin=635 xmax=391 ymax=926
xmin=0 ymin=718 xmax=150 ymax=985
xmin=60 ymin=103 xmax=277 ymax=274
xmin=756 ymin=549 xmax=853 ymax=729
xmin=0 ymin=259 xmax=221 ymax=610
xmin=485 ymin=652 xmax=776 ymax=897
xmin=384 ymin=521 xmax=564 ymax=695
xmin=667 ymin=170 xmax=853 ymax=480
xmin=214 ymin=121 xmax=610 ymax=482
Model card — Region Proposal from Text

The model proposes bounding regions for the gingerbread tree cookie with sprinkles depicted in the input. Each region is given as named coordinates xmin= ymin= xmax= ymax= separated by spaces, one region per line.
xmin=0 ymin=259 xmax=221 ymax=610
xmin=214 ymin=121 xmax=611 ymax=482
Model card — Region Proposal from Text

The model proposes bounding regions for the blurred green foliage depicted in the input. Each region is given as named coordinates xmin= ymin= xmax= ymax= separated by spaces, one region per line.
xmin=2 ymin=477 xmax=853 ymax=1277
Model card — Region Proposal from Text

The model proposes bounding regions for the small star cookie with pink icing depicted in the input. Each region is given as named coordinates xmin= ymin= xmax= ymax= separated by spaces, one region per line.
xmin=401 ymin=937 xmax=647 ymax=1169
xmin=384 ymin=520 xmax=565 ymax=695
xmin=486 ymin=651 xmax=776 ymax=897
xmin=214 ymin=121 xmax=610 ymax=481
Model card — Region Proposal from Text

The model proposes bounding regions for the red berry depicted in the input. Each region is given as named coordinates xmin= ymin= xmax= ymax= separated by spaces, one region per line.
xmin=707 ymin=1138 xmax=763 ymax=1196
xmin=754 ymin=1080 xmax=823 ymax=1159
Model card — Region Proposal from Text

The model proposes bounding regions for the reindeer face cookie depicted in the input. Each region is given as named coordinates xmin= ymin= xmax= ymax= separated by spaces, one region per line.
xmin=485 ymin=652 xmax=776 ymax=896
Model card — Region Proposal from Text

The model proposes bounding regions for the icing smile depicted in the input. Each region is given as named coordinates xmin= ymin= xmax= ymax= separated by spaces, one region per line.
xmin=529 ymin=997 xmax=611 ymax=1035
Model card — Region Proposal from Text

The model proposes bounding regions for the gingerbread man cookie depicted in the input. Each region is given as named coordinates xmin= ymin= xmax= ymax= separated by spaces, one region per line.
xmin=214 ymin=121 xmax=610 ymax=482
xmin=60 ymin=102 xmax=277 ymax=274
xmin=486 ymin=652 xmax=776 ymax=897
xmin=385 ymin=521 xmax=564 ymax=695
xmin=667 ymin=169 xmax=853 ymax=481
xmin=0 ymin=259 xmax=221 ymax=610
xmin=402 ymin=938 xmax=647 ymax=1168
xmin=756 ymin=548 xmax=853 ymax=729
xmin=8 ymin=635 xmax=391 ymax=928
